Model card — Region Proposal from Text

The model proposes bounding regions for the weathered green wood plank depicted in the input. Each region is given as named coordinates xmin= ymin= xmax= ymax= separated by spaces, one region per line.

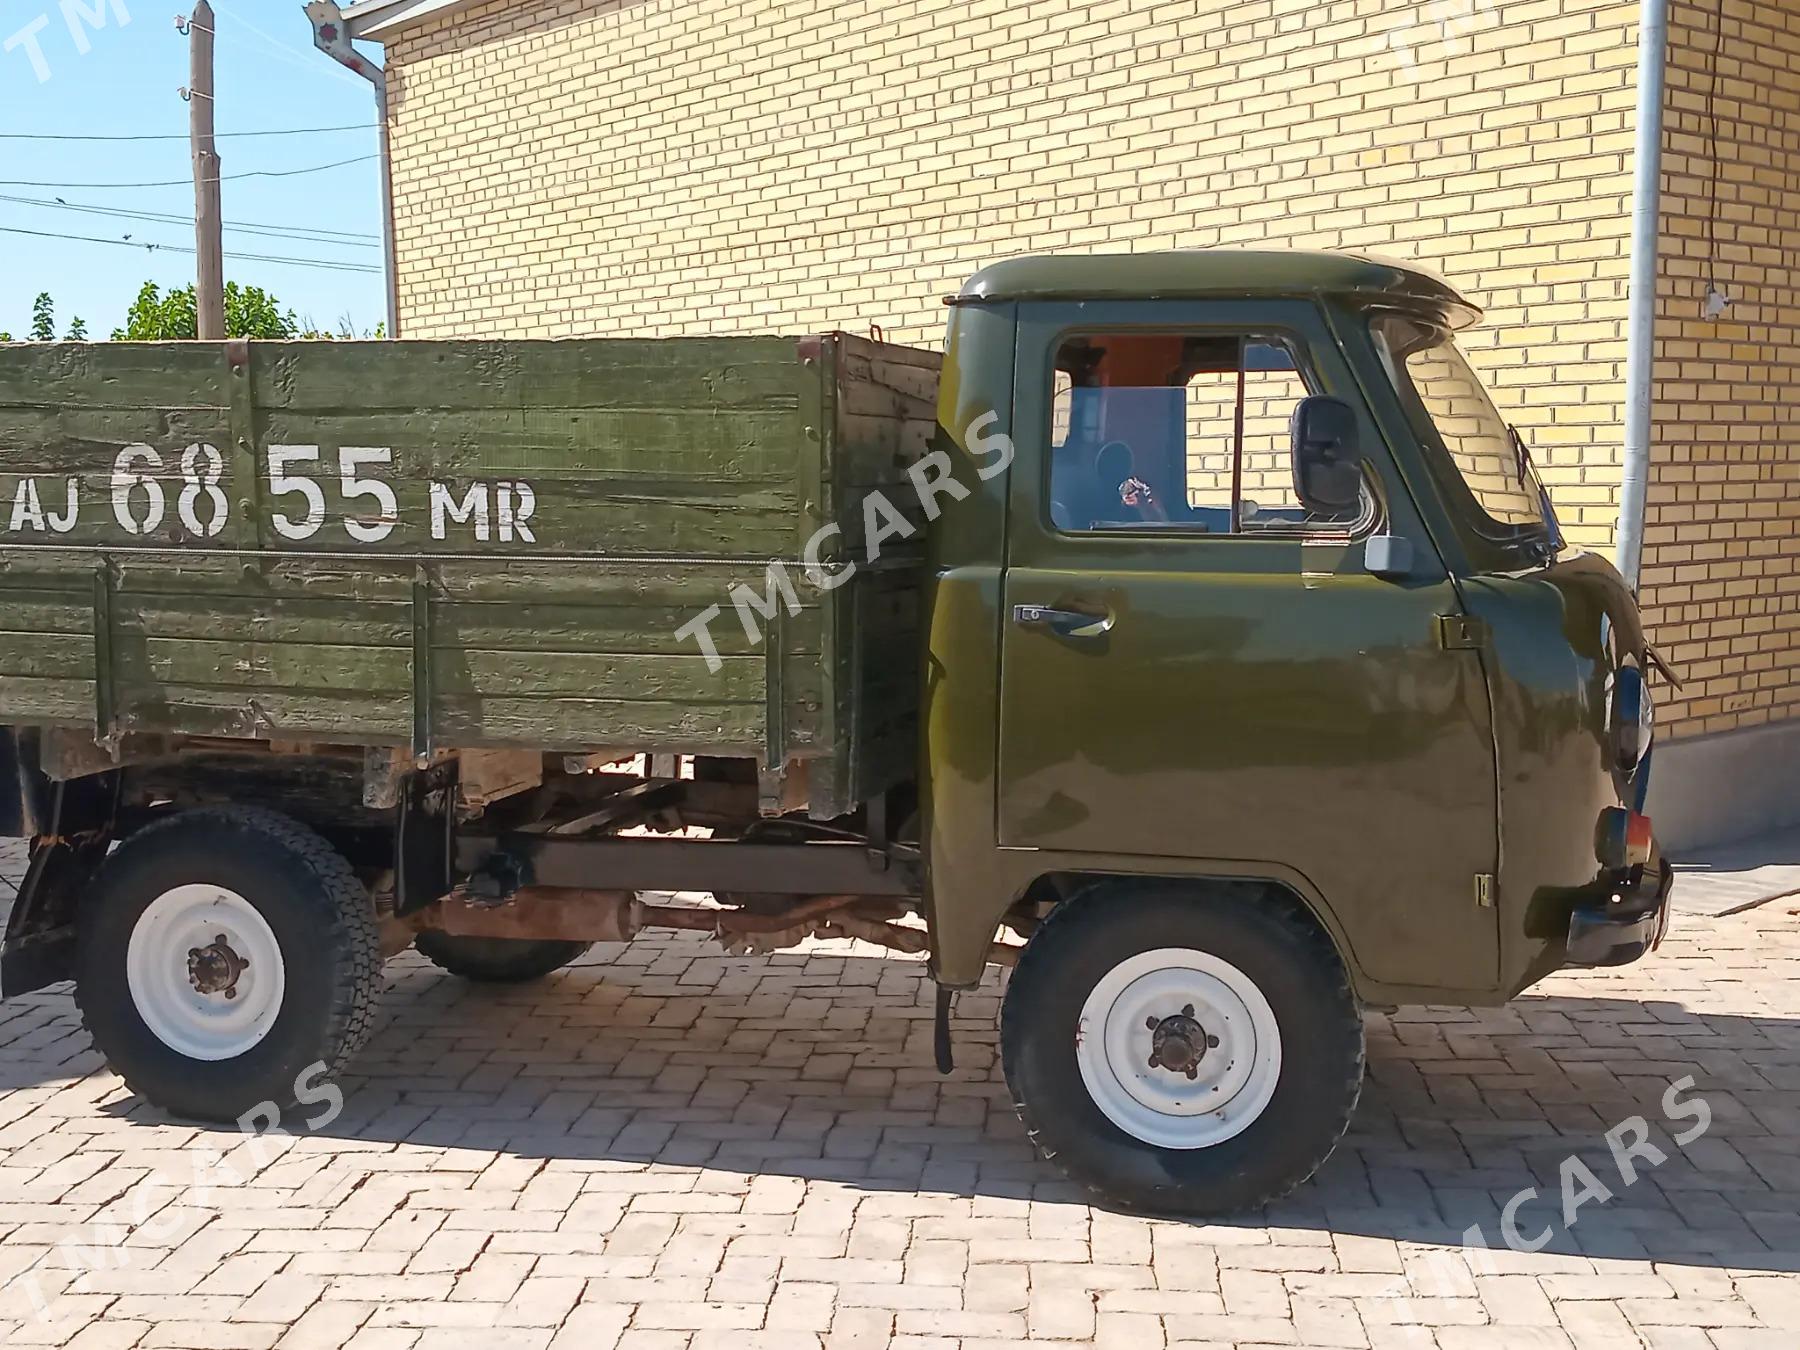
xmin=0 ymin=406 xmax=233 ymax=457
xmin=0 ymin=675 xmax=95 ymax=723
xmin=115 ymin=638 xmax=412 ymax=693
xmin=0 ymin=590 xmax=94 ymax=635
xmin=432 ymin=602 xmax=823 ymax=657
xmin=837 ymin=411 xmax=937 ymax=484
xmin=258 ymin=410 xmax=805 ymax=474
xmin=109 ymin=592 xmax=821 ymax=658
xmin=120 ymin=595 xmax=413 ymax=648
xmin=251 ymin=338 xmax=808 ymax=412
xmin=435 ymin=695 xmax=768 ymax=752
xmin=0 ymin=633 xmax=94 ymax=679
xmin=0 ymin=343 xmax=226 ymax=408
xmin=0 ymin=551 xmax=94 ymax=583
xmin=112 ymin=559 xmax=417 ymax=599
xmin=432 ymin=563 xmax=819 ymax=602
xmin=431 ymin=649 xmax=783 ymax=702
xmin=116 ymin=685 xmax=411 ymax=740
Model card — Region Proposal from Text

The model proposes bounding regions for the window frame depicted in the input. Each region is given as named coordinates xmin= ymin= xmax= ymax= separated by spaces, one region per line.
xmin=1040 ymin=321 xmax=1380 ymax=543
xmin=1367 ymin=310 xmax=1552 ymax=547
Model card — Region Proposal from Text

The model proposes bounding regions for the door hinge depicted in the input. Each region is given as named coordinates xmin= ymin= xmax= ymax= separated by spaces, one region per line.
xmin=1475 ymin=872 xmax=1496 ymax=908
xmin=1437 ymin=614 xmax=1489 ymax=650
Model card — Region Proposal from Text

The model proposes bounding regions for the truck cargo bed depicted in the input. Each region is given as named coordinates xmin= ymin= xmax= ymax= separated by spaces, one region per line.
xmin=0 ymin=334 xmax=939 ymax=817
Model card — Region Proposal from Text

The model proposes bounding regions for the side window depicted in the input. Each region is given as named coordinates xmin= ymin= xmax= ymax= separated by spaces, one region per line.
xmin=1048 ymin=332 xmax=1363 ymax=534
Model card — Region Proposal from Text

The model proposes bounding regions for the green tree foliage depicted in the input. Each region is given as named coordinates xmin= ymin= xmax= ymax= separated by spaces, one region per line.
xmin=112 ymin=281 xmax=298 ymax=340
xmin=113 ymin=282 xmax=194 ymax=340
xmin=225 ymin=282 xmax=297 ymax=339
xmin=29 ymin=293 xmax=54 ymax=342
xmin=6 ymin=283 xmax=369 ymax=344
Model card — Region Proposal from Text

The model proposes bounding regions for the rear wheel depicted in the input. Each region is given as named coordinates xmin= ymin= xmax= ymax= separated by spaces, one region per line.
xmin=412 ymin=932 xmax=593 ymax=983
xmin=75 ymin=806 xmax=380 ymax=1124
xmin=1001 ymin=882 xmax=1363 ymax=1215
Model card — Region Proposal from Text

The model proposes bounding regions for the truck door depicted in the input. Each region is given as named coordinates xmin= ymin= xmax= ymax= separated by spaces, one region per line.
xmin=995 ymin=299 xmax=1501 ymax=991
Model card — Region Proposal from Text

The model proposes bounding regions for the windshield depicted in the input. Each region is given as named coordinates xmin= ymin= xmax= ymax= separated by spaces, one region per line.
xmin=1370 ymin=313 xmax=1548 ymax=535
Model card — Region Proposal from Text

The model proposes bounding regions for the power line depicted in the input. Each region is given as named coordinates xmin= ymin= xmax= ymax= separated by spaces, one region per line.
xmin=0 ymin=193 xmax=380 ymax=245
xmin=0 ymin=224 xmax=384 ymax=275
xmin=0 ymin=123 xmax=379 ymax=142
xmin=0 ymin=154 xmax=378 ymax=190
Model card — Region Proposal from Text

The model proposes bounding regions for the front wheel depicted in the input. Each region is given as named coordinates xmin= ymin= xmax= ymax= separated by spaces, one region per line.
xmin=75 ymin=806 xmax=381 ymax=1124
xmin=1001 ymin=883 xmax=1364 ymax=1215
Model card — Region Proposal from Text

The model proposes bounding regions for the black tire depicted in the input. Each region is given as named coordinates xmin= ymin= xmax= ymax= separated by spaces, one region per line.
xmin=412 ymin=931 xmax=592 ymax=983
xmin=75 ymin=806 xmax=381 ymax=1125
xmin=1001 ymin=882 xmax=1364 ymax=1216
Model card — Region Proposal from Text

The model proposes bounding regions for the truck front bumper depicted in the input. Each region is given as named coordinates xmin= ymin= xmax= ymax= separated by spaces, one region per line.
xmin=1566 ymin=845 xmax=1671 ymax=968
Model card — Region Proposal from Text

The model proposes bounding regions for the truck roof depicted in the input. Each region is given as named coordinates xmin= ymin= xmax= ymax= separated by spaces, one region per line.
xmin=954 ymin=249 xmax=1480 ymax=325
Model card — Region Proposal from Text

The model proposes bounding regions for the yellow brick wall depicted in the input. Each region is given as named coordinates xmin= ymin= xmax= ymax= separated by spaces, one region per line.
xmin=384 ymin=0 xmax=1643 ymax=548
xmin=1642 ymin=0 xmax=1800 ymax=737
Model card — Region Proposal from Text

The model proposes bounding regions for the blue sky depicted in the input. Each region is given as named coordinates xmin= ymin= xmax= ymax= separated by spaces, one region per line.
xmin=1 ymin=0 xmax=385 ymax=338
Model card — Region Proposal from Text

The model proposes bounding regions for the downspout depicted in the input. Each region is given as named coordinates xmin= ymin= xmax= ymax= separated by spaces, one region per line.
xmin=1617 ymin=0 xmax=1671 ymax=590
xmin=305 ymin=1 xmax=401 ymax=339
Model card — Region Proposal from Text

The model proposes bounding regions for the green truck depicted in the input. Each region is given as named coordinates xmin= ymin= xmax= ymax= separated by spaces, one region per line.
xmin=0 ymin=252 xmax=1669 ymax=1214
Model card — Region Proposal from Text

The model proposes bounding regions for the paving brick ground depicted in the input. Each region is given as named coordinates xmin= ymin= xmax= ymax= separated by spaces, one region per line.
xmin=2 ymin=833 xmax=1797 ymax=1349
xmin=1671 ymin=827 xmax=1800 ymax=919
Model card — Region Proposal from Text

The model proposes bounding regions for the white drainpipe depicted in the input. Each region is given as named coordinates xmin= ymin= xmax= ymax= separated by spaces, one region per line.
xmin=305 ymin=1 xmax=401 ymax=339
xmin=1617 ymin=0 xmax=1671 ymax=590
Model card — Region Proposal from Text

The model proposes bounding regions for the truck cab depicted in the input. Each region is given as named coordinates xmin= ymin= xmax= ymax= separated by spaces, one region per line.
xmin=917 ymin=252 xmax=1667 ymax=1207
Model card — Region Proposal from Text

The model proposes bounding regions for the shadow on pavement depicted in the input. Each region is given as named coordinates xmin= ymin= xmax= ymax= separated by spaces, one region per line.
xmin=12 ymin=939 xmax=1779 ymax=1275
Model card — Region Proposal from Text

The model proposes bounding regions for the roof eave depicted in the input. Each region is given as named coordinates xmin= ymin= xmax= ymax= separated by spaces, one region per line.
xmin=341 ymin=0 xmax=483 ymax=40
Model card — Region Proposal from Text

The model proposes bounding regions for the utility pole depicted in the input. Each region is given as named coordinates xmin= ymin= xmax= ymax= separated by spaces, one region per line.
xmin=188 ymin=0 xmax=225 ymax=340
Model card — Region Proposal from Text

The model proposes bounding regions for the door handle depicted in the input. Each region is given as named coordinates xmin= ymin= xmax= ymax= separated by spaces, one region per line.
xmin=1012 ymin=603 xmax=1114 ymax=640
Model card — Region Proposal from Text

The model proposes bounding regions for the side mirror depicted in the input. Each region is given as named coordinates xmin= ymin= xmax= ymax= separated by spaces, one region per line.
xmin=1290 ymin=395 xmax=1363 ymax=516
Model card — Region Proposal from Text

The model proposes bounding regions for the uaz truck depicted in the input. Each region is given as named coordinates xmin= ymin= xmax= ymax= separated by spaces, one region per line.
xmin=0 ymin=252 xmax=1669 ymax=1213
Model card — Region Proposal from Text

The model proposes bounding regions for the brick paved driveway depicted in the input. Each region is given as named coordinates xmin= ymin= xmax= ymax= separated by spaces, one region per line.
xmin=2 ymin=836 xmax=1797 ymax=1349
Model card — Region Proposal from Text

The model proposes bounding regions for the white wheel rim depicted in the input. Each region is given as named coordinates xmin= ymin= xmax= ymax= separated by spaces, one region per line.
xmin=125 ymin=885 xmax=286 ymax=1062
xmin=1076 ymin=947 xmax=1282 ymax=1149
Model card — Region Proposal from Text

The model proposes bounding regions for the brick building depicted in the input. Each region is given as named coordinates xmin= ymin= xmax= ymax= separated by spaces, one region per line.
xmin=328 ymin=0 xmax=1799 ymax=848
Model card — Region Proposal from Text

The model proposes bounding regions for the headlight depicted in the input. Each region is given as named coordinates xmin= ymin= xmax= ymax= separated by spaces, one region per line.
xmin=1607 ymin=662 xmax=1652 ymax=773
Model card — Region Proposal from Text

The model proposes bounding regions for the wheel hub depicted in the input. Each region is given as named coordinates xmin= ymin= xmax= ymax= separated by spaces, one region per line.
xmin=127 ymin=885 xmax=286 ymax=1061
xmin=187 ymin=933 xmax=251 ymax=999
xmin=1144 ymin=1004 xmax=1221 ymax=1079
xmin=1075 ymin=948 xmax=1283 ymax=1149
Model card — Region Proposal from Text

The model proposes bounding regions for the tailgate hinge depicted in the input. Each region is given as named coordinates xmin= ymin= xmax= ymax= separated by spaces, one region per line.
xmin=1436 ymin=614 xmax=1489 ymax=650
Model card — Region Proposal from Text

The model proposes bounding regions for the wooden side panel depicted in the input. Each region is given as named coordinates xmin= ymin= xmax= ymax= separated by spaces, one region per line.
xmin=0 ymin=337 xmax=938 ymax=794
xmin=427 ymin=562 xmax=825 ymax=755
xmin=809 ymin=336 xmax=940 ymax=817
xmin=0 ymin=551 xmax=97 ymax=725
xmin=0 ymin=610 xmax=96 ymax=724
